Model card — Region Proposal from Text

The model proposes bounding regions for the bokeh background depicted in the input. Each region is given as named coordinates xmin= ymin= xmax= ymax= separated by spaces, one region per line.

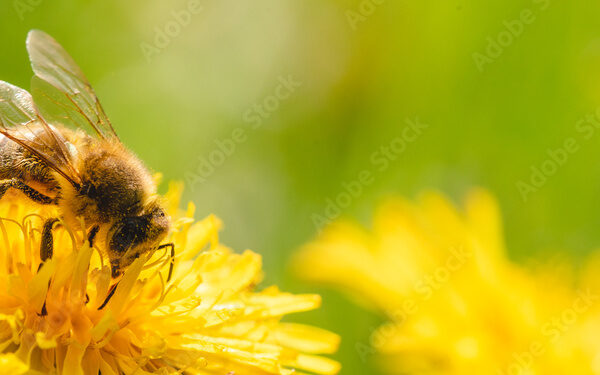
xmin=1 ymin=0 xmax=600 ymax=373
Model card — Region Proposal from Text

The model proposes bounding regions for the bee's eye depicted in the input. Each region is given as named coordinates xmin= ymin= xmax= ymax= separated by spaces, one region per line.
xmin=110 ymin=219 xmax=141 ymax=254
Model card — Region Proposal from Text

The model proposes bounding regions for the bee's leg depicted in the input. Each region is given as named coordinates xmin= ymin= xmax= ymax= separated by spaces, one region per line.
xmin=87 ymin=225 xmax=100 ymax=247
xmin=38 ymin=218 xmax=59 ymax=316
xmin=40 ymin=218 xmax=59 ymax=264
xmin=158 ymin=243 xmax=175 ymax=282
xmin=83 ymin=225 xmax=100 ymax=305
xmin=98 ymin=261 xmax=122 ymax=310
xmin=40 ymin=302 xmax=48 ymax=317
xmin=110 ymin=260 xmax=122 ymax=279
xmin=97 ymin=283 xmax=117 ymax=310
xmin=0 ymin=178 xmax=55 ymax=205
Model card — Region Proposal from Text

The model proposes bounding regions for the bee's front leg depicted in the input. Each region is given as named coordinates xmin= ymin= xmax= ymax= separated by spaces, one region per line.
xmin=40 ymin=218 xmax=59 ymax=264
xmin=87 ymin=225 xmax=99 ymax=247
xmin=97 ymin=259 xmax=123 ymax=310
xmin=38 ymin=218 xmax=58 ymax=316
xmin=98 ymin=283 xmax=117 ymax=310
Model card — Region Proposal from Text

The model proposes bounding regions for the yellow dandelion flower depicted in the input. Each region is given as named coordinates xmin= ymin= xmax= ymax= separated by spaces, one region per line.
xmin=294 ymin=188 xmax=600 ymax=374
xmin=0 ymin=184 xmax=340 ymax=374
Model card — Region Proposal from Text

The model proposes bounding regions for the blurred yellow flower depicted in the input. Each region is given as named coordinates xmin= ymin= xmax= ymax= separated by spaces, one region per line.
xmin=294 ymin=188 xmax=600 ymax=374
xmin=0 ymin=185 xmax=340 ymax=375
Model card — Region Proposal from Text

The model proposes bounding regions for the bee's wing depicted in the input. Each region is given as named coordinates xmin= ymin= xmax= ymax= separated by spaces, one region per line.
xmin=26 ymin=30 xmax=120 ymax=142
xmin=0 ymin=81 xmax=81 ymax=187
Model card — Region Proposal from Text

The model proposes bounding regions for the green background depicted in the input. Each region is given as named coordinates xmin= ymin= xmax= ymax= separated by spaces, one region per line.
xmin=1 ymin=1 xmax=599 ymax=373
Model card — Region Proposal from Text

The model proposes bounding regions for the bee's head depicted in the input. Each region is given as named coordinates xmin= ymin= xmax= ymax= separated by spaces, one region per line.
xmin=106 ymin=203 xmax=170 ymax=278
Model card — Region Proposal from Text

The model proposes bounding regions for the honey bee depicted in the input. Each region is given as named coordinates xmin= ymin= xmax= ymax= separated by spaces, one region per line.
xmin=0 ymin=30 xmax=174 ymax=308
